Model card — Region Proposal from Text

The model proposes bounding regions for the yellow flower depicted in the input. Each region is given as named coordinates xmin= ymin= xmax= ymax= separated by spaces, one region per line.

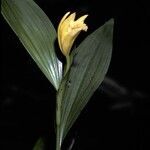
xmin=58 ymin=12 xmax=88 ymax=56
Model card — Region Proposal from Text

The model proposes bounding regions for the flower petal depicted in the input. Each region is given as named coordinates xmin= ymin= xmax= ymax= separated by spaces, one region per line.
xmin=57 ymin=12 xmax=88 ymax=56
xmin=58 ymin=12 xmax=70 ymax=51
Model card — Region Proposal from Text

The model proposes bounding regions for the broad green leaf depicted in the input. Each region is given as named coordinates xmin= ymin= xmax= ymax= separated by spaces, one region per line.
xmin=33 ymin=138 xmax=45 ymax=150
xmin=57 ymin=19 xmax=114 ymax=143
xmin=1 ymin=0 xmax=62 ymax=90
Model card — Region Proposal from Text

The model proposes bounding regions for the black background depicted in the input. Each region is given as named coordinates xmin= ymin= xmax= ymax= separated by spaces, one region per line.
xmin=1 ymin=0 xmax=150 ymax=150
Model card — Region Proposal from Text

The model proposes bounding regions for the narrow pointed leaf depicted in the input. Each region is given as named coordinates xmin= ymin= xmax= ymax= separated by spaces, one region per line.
xmin=57 ymin=19 xmax=114 ymax=142
xmin=33 ymin=138 xmax=45 ymax=150
xmin=1 ymin=0 xmax=62 ymax=90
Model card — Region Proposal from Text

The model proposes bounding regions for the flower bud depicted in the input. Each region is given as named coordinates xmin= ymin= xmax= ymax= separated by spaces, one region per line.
xmin=58 ymin=12 xmax=88 ymax=56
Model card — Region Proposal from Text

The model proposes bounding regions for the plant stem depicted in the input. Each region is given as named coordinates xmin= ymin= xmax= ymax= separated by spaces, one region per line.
xmin=56 ymin=54 xmax=72 ymax=150
xmin=64 ymin=55 xmax=71 ymax=76
xmin=56 ymin=127 xmax=61 ymax=150
xmin=56 ymin=92 xmax=62 ymax=150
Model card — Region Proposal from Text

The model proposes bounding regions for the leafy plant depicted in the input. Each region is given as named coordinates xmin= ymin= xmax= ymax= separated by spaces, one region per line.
xmin=1 ymin=0 xmax=114 ymax=150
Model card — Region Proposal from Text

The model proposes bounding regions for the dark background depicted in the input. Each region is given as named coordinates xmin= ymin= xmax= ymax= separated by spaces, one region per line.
xmin=1 ymin=0 xmax=150 ymax=150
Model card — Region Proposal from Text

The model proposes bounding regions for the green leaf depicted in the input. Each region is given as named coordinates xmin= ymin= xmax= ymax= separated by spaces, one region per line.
xmin=57 ymin=19 xmax=114 ymax=144
xmin=33 ymin=138 xmax=45 ymax=150
xmin=1 ymin=0 xmax=62 ymax=90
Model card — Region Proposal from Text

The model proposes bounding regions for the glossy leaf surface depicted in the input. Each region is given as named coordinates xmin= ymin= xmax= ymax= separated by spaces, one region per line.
xmin=1 ymin=0 xmax=62 ymax=90
xmin=57 ymin=19 xmax=114 ymax=143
